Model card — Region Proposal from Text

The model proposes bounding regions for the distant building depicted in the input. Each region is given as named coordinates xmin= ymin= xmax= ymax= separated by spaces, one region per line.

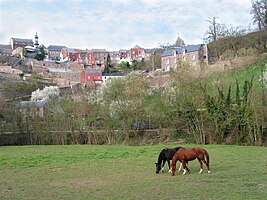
xmin=17 ymin=100 xmax=47 ymax=118
xmin=102 ymin=72 xmax=125 ymax=83
xmin=60 ymin=48 xmax=79 ymax=62
xmin=91 ymin=49 xmax=109 ymax=67
xmin=130 ymin=45 xmax=144 ymax=61
xmin=47 ymin=45 xmax=67 ymax=61
xmin=10 ymin=37 xmax=34 ymax=50
xmin=80 ymin=69 xmax=102 ymax=83
xmin=116 ymin=49 xmax=131 ymax=64
xmin=0 ymin=44 xmax=12 ymax=56
xmin=34 ymin=32 xmax=39 ymax=49
xmin=173 ymin=36 xmax=186 ymax=47
xmin=181 ymin=44 xmax=208 ymax=63
xmin=161 ymin=44 xmax=209 ymax=71
xmin=161 ymin=47 xmax=183 ymax=71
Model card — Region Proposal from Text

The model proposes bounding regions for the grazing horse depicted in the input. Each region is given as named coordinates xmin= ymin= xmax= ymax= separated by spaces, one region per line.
xmin=155 ymin=147 xmax=184 ymax=174
xmin=171 ymin=147 xmax=211 ymax=176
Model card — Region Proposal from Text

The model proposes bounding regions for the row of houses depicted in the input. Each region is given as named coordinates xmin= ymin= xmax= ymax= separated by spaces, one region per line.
xmin=80 ymin=69 xmax=125 ymax=84
xmin=0 ymin=34 xmax=210 ymax=74
xmin=57 ymin=45 xmax=146 ymax=66
xmin=161 ymin=44 xmax=209 ymax=71
xmin=0 ymin=36 xmax=147 ymax=67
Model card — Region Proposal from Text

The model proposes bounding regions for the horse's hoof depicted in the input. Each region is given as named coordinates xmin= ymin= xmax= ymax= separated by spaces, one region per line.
xmin=208 ymin=171 xmax=211 ymax=174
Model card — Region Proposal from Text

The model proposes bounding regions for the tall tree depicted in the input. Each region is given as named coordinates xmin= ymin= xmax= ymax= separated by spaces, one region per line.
xmin=131 ymin=59 xmax=138 ymax=71
xmin=251 ymin=0 xmax=267 ymax=31
xmin=104 ymin=53 xmax=111 ymax=73
xmin=204 ymin=16 xmax=224 ymax=43
xmin=35 ymin=47 xmax=45 ymax=61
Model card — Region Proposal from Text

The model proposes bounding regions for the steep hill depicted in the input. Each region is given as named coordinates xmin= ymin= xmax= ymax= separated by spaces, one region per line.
xmin=208 ymin=30 xmax=267 ymax=62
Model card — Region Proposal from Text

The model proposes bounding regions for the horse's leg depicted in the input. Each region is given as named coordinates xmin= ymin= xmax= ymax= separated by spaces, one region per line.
xmin=161 ymin=160 xmax=166 ymax=173
xmin=198 ymin=158 xmax=203 ymax=174
xmin=167 ymin=159 xmax=172 ymax=173
xmin=177 ymin=162 xmax=183 ymax=173
xmin=182 ymin=160 xmax=189 ymax=175
xmin=202 ymin=159 xmax=211 ymax=174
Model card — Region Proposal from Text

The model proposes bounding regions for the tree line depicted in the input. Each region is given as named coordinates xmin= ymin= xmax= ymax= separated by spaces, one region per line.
xmin=1 ymin=60 xmax=266 ymax=146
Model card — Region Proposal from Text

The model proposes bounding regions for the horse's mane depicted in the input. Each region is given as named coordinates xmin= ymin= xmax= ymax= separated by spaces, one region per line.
xmin=157 ymin=147 xmax=184 ymax=165
xmin=174 ymin=146 xmax=184 ymax=151
xmin=157 ymin=148 xmax=167 ymax=164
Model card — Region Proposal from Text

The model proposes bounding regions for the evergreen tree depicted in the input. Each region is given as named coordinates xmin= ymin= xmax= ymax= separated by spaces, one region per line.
xmin=104 ymin=53 xmax=111 ymax=73
xmin=35 ymin=47 xmax=45 ymax=61
xmin=131 ymin=59 xmax=138 ymax=70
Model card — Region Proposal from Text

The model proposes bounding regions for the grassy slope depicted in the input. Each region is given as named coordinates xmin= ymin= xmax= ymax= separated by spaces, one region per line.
xmin=204 ymin=59 xmax=266 ymax=97
xmin=0 ymin=144 xmax=266 ymax=200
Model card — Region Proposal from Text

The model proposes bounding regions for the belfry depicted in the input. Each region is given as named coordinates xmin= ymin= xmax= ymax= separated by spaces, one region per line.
xmin=34 ymin=32 xmax=39 ymax=49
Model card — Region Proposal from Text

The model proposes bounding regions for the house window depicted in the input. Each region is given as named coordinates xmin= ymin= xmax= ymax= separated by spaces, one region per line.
xmin=88 ymin=76 xmax=90 ymax=80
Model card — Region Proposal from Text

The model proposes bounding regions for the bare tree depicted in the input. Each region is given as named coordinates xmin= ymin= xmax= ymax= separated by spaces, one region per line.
xmin=204 ymin=16 xmax=225 ymax=43
xmin=251 ymin=0 xmax=267 ymax=31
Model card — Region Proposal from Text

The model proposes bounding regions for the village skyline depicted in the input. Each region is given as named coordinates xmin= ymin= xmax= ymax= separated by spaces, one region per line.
xmin=0 ymin=0 xmax=252 ymax=51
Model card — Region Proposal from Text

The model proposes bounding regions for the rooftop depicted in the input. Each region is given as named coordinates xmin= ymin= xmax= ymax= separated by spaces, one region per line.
xmin=17 ymin=100 xmax=47 ymax=109
xmin=47 ymin=45 xmax=67 ymax=51
xmin=85 ymin=69 xmax=102 ymax=74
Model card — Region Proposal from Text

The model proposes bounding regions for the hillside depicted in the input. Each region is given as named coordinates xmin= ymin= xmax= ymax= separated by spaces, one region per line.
xmin=208 ymin=30 xmax=267 ymax=62
xmin=1 ymin=34 xmax=267 ymax=146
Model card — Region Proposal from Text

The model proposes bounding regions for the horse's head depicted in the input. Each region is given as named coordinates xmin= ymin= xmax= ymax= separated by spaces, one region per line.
xmin=155 ymin=162 xmax=161 ymax=174
xmin=170 ymin=163 xmax=176 ymax=176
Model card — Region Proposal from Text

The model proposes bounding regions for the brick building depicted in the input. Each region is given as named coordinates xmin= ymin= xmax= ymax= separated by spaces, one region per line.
xmin=80 ymin=69 xmax=102 ymax=83
xmin=10 ymin=37 xmax=34 ymax=50
xmin=130 ymin=45 xmax=144 ymax=61
xmin=161 ymin=44 xmax=209 ymax=71
xmin=47 ymin=45 xmax=67 ymax=61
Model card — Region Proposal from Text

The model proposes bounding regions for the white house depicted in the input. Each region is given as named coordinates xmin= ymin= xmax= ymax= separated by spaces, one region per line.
xmin=102 ymin=73 xmax=125 ymax=83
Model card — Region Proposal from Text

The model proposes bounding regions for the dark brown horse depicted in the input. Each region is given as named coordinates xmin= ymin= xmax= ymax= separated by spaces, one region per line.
xmin=155 ymin=147 xmax=184 ymax=174
xmin=170 ymin=147 xmax=211 ymax=176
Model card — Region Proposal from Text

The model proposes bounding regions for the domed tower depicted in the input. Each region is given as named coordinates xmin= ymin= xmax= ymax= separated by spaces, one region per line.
xmin=34 ymin=32 xmax=39 ymax=49
xmin=174 ymin=34 xmax=186 ymax=47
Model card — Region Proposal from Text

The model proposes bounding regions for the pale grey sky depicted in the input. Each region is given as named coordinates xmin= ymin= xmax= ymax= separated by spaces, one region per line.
xmin=0 ymin=0 xmax=253 ymax=50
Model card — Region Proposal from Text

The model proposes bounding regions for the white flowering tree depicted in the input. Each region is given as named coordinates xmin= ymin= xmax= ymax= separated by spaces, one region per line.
xmin=88 ymin=72 xmax=149 ymax=130
xmin=31 ymin=86 xmax=60 ymax=101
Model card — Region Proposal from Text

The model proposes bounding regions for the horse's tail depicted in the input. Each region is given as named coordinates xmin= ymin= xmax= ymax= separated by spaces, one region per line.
xmin=203 ymin=149 xmax=210 ymax=167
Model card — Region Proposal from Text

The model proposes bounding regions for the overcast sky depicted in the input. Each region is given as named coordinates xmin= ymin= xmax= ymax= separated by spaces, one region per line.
xmin=0 ymin=0 xmax=253 ymax=51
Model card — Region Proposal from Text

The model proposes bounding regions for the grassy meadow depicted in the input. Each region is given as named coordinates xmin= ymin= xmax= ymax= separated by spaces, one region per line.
xmin=0 ymin=144 xmax=266 ymax=200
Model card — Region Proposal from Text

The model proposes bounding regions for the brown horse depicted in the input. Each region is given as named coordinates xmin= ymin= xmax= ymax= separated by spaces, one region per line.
xmin=170 ymin=147 xmax=211 ymax=176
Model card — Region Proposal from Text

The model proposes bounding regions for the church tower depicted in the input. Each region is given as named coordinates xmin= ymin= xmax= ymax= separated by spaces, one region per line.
xmin=174 ymin=33 xmax=186 ymax=47
xmin=34 ymin=32 xmax=39 ymax=49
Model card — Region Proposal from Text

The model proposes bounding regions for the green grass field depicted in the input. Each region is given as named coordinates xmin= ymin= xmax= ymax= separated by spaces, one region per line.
xmin=0 ymin=144 xmax=266 ymax=200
